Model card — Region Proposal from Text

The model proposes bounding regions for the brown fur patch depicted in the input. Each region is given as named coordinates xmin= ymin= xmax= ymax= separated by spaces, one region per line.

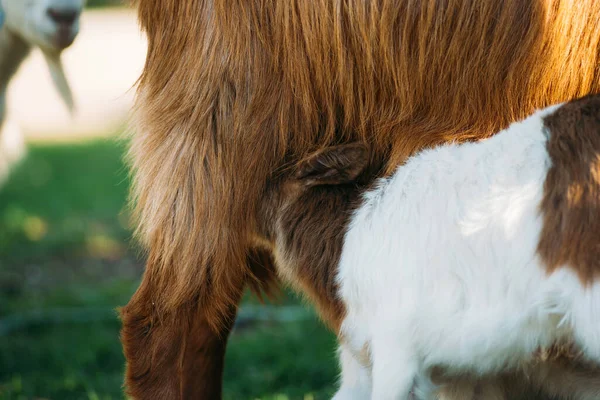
xmin=258 ymin=145 xmax=377 ymax=331
xmin=538 ymin=95 xmax=600 ymax=283
xmin=275 ymin=187 xmax=353 ymax=331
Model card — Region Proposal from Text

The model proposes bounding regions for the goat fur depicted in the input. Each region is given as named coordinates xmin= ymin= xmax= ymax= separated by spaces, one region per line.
xmin=332 ymin=97 xmax=600 ymax=399
xmin=123 ymin=0 xmax=600 ymax=397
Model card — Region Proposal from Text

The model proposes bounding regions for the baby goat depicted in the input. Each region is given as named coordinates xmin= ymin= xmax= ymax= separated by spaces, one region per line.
xmin=257 ymin=94 xmax=600 ymax=399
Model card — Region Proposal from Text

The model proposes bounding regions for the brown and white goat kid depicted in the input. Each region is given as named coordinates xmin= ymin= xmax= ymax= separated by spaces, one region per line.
xmin=259 ymin=95 xmax=600 ymax=400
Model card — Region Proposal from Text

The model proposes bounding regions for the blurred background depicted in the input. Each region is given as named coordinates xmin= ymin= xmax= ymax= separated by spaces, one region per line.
xmin=0 ymin=2 xmax=336 ymax=399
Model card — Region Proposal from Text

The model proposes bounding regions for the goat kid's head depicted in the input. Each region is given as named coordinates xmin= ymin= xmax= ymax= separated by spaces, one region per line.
xmin=260 ymin=143 xmax=371 ymax=241
xmin=254 ymin=143 xmax=372 ymax=327
xmin=1 ymin=0 xmax=85 ymax=52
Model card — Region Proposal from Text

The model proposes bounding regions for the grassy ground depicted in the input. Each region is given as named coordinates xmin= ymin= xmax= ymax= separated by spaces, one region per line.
xmin=86 ymin=0 xmax=124 ymax=8
xmin=0 ymin=139 xmax=338 ymax=400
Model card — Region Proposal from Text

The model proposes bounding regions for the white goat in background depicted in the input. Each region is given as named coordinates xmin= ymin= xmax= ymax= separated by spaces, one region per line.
xmin=0 ymin=0 xmax=85 ymax=183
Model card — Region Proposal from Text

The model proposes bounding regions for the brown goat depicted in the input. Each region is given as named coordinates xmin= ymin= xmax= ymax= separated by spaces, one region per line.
xmin=121 ymin=0 xmax=600 ymax=398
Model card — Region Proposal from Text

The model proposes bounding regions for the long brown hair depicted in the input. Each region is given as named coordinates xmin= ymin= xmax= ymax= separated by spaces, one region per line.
xmin=128 ymin=0 xmax=600 ymax=328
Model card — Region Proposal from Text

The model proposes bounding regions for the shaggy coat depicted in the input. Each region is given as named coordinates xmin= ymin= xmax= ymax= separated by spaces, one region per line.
xmin=122 ymin=0 xmax=600 ymax=398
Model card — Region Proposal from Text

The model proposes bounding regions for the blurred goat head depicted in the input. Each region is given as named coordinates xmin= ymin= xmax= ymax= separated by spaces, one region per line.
xmin=2 ymin=0 xmax=85 ymax=52
xmin=1 ymin=0 xmax=86 ymax=113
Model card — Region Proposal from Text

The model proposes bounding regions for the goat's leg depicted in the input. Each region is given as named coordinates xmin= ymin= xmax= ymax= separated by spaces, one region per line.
xmin=435 ymin=376 xmax=506 ymax=400
xmin=434 ymin=378 xmax=477 ymax=400
xmin=120 ymin=277 xmax=242 ymax=399
xmin=332 ymin=345 xmax=372 ymax=400
xmin=435 ymin=356 xmax=600 ymax=400
xmin=522 ymin=357 xmax=600 ymax=400
xmin=370 ymin=332 xmax=418 ymax=400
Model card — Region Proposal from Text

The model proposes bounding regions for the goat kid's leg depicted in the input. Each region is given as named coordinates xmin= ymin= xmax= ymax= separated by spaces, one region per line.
xmin=434 ymin=378 xmax=476 ymax=400
xmin=435 ymin=362 xmax=600 ymax=400
xmin=370 ymin=333 xmax=418 ymax=400
xmin=435 ymin=376 xmax=506 ymax=400
xmin=523 ymin=358 xmax=600 ymax=400
xmin=332 ymin=345 xmax=372 ymax=400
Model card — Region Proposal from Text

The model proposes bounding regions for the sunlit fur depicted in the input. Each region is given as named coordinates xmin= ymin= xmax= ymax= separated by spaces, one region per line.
xmin=122 ymin=0 xmax=600 ymax=397
xmin=335 ymin=100 xmax=600 ymax=399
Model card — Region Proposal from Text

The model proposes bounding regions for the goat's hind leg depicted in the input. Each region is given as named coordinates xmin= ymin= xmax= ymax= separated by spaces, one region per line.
xmin=570 ymin=284 xmax=600 ymax=364
xmin=333 ymin=345 xmax=372 ymax=400
xmin=370 ymin=332 xmax=418 ymax=400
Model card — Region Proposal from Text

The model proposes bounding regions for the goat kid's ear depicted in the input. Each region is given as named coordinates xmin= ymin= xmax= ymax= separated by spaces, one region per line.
xmin=295 ymin=143 xmax=369 ymax=186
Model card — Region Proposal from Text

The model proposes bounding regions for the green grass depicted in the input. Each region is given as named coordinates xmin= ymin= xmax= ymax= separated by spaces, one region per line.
xmin=0 ymin=140 xmax=131 ymax=262
xmin=0 ymin=139 xmax=337 ymax=400
xmin=86 ymin=0 xmax=125 ymax=8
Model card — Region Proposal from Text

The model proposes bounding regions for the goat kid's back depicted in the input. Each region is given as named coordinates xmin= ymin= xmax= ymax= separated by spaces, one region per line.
xmin=330 ymin=95 xmax=600 ymax=399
